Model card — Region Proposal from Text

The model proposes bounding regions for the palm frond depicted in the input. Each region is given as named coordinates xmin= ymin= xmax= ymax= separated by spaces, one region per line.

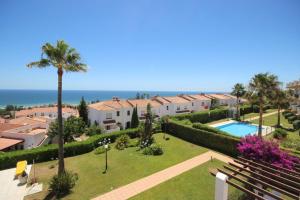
xmin=27 ymin=58 xmax=50 ymax=68
xmin=64 ymin=63 xmax=87 ymax=72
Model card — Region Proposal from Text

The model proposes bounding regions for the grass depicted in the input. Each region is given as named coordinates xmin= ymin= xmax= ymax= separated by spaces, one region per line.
xmin=25 ymin=133 xmax=208 ymax=200
xmin=130 ymin=159 xmax=242 ymax=200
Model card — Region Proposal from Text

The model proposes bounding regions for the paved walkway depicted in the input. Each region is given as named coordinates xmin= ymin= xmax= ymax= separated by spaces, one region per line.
xmin=92 ymin=151 xmax=233 ymax=200
xmin=0 ymin=165 xmax=31 ymax=200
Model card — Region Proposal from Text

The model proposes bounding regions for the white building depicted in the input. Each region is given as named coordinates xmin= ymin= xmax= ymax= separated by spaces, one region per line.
xmin=287 ymin=80 xmax=300 ymax=114
xmin=0 ymin=122 xmax=48 ymax=150
xmin=127 ymin=99 xmax=162 ymax=119
xmin=205 ymin=94 xmax=236 ymax=107
xmin=88 ymin=97 xmax=133 ymax=132
xmin=15 ymin=106 xmax=78 ymax=119
xmin=184 ymin=94 xmax=211 ymax=111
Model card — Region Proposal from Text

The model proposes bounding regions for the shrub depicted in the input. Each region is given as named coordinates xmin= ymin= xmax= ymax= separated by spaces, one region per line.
xmin=85 ymin=125 xmax=102 ymax=136
xmin=273 ymin=129 xmax=288 ymax=140
xmin=167 ymin=120 xmax=240 ymax=156
xmin=143 ymin=144 xmax=163 ymax=156
xmin=172 ymin=108 xmax=229 ymax=124
xmin=288 ymin=116 xmax=297 ymax=123
xmin=115 ymin=134 xmax=130 ymax=150
xmin=49 ymin=171 xmax=78 ymax=197
xmin=192 ymin=123 xmax=232 ymax=136
xmin=94 ymin=145 xmax=111 ymax=155
xmin=240 ymin=105 xmax=253 ymax=116
xmin=293 ymin=120 xmax=300 ymax=130
xmin=284 ymin=113 xmax=294 ymax=119
xmin=237 ymin=135 xmax=300 ymax=170
xmin=0 ymin=128 xmax=139 ymax=170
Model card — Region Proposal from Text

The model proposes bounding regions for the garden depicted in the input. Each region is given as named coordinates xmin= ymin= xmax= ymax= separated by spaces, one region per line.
xmin=24 ymin=133 xmax=208 ymax=200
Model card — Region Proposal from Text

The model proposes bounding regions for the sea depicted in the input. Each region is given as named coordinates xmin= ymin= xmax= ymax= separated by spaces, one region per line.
xmin=0 ymin=89 xmax=223 ymax=108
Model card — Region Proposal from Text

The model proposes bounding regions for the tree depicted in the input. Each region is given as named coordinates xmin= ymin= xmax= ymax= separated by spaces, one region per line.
xmin=247 ymin=73 xmax=279 ymax=137
xmin=210 ymin=98 xmax=219 ymax=110
xmin=48 ymin=116 xmax=86 ymax=142
xmin=271 ymin=87 xmax=288 ymax=127
xmin=231 ymin=83 xmax=246 ymax=120
xmin=85 ymin=124 xmax=102 ymax=136
xmin=78 ymin=97 xmax=89 ymax=126
xmin=131 ymin=105 xmax=139 ymax=128
xmin=27 ymin=40 xmax=87 ymax=176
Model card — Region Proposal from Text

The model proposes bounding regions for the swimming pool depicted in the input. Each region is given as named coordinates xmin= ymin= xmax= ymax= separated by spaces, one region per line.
xmin=216 ymin=122 xmax=260 ymax=137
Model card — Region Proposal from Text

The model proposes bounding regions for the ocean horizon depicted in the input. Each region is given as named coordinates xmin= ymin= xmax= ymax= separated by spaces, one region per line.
xmin=0 ymin=89 xmax=227 ymax=108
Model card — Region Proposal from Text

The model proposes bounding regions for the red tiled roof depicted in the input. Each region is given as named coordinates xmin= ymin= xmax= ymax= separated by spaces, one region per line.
xmin=0 ymin=137 xmax=23 ymax=150
xmin=0 ymin=124 xmax=23 ymax=132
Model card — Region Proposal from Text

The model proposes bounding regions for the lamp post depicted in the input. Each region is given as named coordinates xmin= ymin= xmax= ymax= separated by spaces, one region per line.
xmin=99 ymin=138 xmax=110 ymax=174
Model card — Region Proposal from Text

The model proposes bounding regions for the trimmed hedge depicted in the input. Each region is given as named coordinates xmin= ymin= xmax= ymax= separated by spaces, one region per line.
xmin=293 ymin=120 xmax=300 ymax=130
xmin=284 ymin=113 xmax=294 ymax=119
xmin=0 ymin=128 xmax=139 ymax=170
xmin=167 ymin=120 xmax=240 ymax=157
xmin=172 ymin=108 xmax=229 ymax=124
xmin=288 ymin=116 xmax=297 ymax=123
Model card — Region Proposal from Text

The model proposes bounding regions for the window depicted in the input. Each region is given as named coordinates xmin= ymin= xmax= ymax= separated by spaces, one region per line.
xmin=127 ymin=110 xmax=130 ymax=116
xmin=141 ymin=110 xmax=145 ymax=116
xmin=166 ymin=106 xmax=169 ymax=110
xmin=106 ymin=125 xmax=111 ymax=130
xmin=201 ymin=102 xmax=205 ymax=106
xmin=177 ymin=106 xmax=180 ymax=110
xmin=106 ymin=113 xmax=112 ymax=119
xmin=116 ymin=111 xmax=120 ymax=116
xmin=184 ymin=106 xmax=187 ymax=110
xmin=192 ymin=102 xmax=194 ymax=106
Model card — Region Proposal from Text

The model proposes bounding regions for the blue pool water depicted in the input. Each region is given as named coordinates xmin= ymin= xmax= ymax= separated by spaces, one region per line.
xmin=216 ymin=122 xmax=260 ymax=137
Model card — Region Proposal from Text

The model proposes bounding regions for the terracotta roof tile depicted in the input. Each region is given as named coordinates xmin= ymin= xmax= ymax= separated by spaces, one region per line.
xmin=162 ymin=96 xmax=190 ymax=104
xmin=0 ymin=137 xmax=23 ymax=150
xmin=0 ymin=124 xmax=23 ymax=132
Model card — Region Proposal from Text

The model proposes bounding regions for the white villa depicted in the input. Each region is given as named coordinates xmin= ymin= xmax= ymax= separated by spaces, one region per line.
xmin=15 ymin=106 xmax=78 ymax=119
xmin=88 ymin=94 xmax=232 ymax=133
xmin=287 ymin=80 xmax=300 ymax=114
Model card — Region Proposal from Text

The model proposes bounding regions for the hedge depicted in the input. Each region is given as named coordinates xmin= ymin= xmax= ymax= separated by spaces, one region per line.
xmin=0 ymin=128 xmax=139 ymax=170
xmin=172 ymin=108 xmax=229 ymax=124
xmin=240 ymin=105 xmax=253 ymax=116
xmin=288 ymin=116 xmax=297 ymax=123
xmin=167 ymin=120 xmax=240 ymax=157
xmin=293 ymin=120 xmax=300 ymax=130
xmin=284 ymin=113 xmax=294 ymax=119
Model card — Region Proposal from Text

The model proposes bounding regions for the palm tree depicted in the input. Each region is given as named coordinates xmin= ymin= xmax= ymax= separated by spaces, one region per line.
xmin=248 ymin=73 xmax=279 ymax=137
xmin=27 ymin=40 xmax=87 ymax=175
xmin=271 ymin=87 xmax=288 ymax=127
xmin=231 ymin=83 xmax=246 ymax=120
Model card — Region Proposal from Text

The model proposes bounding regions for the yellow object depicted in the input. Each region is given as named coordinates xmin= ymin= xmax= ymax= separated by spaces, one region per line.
xmin=15 ymin=161 xmax=27 ymax=176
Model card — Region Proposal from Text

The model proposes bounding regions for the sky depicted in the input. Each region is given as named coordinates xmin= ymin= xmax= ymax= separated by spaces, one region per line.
xmin=0 ymin=0 xmax=299 ymax=92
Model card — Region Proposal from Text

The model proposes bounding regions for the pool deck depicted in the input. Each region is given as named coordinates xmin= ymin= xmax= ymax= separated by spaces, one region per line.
xmin=210 ymin=120 xmax=274 ymax=137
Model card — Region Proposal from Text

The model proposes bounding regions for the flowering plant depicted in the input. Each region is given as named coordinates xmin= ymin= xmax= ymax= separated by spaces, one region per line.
xmin=237 ymin=135 xmax=299 ymax=170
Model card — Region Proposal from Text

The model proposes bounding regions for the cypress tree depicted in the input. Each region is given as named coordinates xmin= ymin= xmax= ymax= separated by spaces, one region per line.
xmin=131 ymin=105 xmax=139 ymax=128
xmin=78 ymin=96 xmax=89 ymax=126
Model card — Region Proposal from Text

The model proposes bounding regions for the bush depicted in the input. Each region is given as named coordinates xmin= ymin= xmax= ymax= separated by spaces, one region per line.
xmin=143 ymin=144 xmax=163 ymax=156
xmin=172 ymin=108 xmax=229 ymax=124
xmin=167 ymin=120 xmax=240 ymax=156
xmin=284 ymin=113 xmax=294 ymax=119
xmin=85 ymin=125 xmax=102 ymax=136
xmin=273 ymin=129 xmax=288 ymax=140
xmin=240 ymin=105 xmax=253 ymax=116
xmin=237 ymin=135 xmax=300 ymax=170
xmin=115 ymin=134 xmax=130 ymax=150
xmin=293 ymin=120 xmax=300 ymax=130
xmin=94 ymin=145 xmax=111 ymax=155
xmin=288 ymin=116 xmax=297 ymax=123
xmin=0 ymin=128 xmax=139 ymax=170
xmin=49 ymin=171 xmax=78 ymax=197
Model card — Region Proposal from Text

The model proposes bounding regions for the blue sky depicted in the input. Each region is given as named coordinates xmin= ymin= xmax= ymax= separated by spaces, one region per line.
xmin=0 ymin=0 xmax=299 ymax=92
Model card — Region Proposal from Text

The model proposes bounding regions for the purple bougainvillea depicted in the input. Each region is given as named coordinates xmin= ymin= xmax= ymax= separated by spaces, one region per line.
xmin=237 ymin=135 xmax=300 ymax=170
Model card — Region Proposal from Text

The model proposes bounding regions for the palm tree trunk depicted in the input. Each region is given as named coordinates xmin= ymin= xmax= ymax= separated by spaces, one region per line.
xmin=57 ymin=68 xmax=65 ymax=175
xmin=277 ymin=105 xmax=281 ymax=128
xmin=258 ymin=101 xmax=263 ymax=137
xmin=236 ymin=96 xmax=240 ymax=120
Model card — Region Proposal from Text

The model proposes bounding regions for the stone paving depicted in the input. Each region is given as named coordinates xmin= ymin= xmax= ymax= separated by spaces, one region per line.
xmin=92 ymin=151 xmax=233 ymax=200
xmin=0 ymin=165 xmax=31 ymax=200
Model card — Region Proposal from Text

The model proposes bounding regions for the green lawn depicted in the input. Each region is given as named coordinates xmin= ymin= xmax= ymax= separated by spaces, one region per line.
xmin=130 ymin=159 xmax=242 ymax=200
xmin=250 ymin=112 xmax=292 ymax=128
xmin=25 ymin=133 xmax=208 ymax=200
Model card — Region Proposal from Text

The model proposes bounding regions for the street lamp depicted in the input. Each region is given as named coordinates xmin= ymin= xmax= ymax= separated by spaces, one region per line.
xmin=98 ymin=138 xmax=110 ymax=174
